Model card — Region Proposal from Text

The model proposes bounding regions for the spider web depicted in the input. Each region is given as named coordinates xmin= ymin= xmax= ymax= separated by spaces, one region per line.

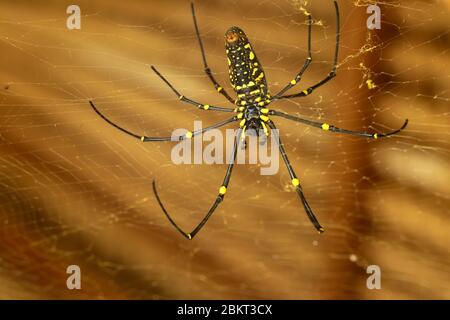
xmin=0 ymin=0 xmax=448 ymax=299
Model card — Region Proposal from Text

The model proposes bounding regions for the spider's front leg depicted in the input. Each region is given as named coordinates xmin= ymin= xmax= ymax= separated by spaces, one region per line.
xmin=273 ymin=1 xmax=340 ymax=101
xmin=272 ymin=13 xmax=313 ymax=99
xmin=191 ymin=2 xmax=235 ymax=104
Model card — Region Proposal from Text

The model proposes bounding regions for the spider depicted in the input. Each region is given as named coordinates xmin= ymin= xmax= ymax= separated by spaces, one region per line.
xmin=89 ymin=1 xmax=408 ymax=240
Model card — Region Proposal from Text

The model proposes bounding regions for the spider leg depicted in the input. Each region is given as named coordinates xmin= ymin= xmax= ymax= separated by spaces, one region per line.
xmin=153 ymin=128 xmax=242 ymax=240
xmin=151 ymin=66 xmax=234 ymax=113
xmin=89 ymin=100 xmax=237 ymax=142
xmin=191 ymin=2 xmax=235 ymax=104
xmin=272 ymin=14 xmax=313 ymax=99
xmin=273 ymin=1 xmax=340 ymax=101
xmin=268 ymin=121 xmax=324 ymax=233
xmin=270 ymin=109 xmax=408 ymax=139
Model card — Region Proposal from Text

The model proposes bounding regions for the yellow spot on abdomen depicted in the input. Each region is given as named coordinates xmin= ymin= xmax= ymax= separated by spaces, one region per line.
xmin=256 ymin=72 xmax=265 ymax=82
xmin=249 ymin=51 xmax=255 ymax=60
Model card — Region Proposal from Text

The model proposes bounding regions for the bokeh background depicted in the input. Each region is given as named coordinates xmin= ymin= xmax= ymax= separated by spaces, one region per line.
xmin=0 ymin=0 xmax=448 ymax=299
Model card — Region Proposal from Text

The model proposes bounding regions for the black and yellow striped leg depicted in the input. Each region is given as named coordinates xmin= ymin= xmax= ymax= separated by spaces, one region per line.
xmin=153 ymin=128 xmax=242 ymax=240
xmin=90 ymin=100 xmax=237 ymax=142
xmin=268 ymin=121 xmax=324 ymax=233
xmin=270 ymin=110 xmax=409 ymax=139
xmin=191 ymin=2 xmax=235 ymax=104
xmin=274 ymin=1 xmax=340 ymax=101
xmin=151 ymin=66 xmax=234 ymax=113
xmin=272 ymin=14 xmax=313 ymax=99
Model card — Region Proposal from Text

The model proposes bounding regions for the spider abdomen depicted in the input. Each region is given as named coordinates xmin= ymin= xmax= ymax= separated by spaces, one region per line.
xmin=225 ymin=27 xmax=269 ymax=106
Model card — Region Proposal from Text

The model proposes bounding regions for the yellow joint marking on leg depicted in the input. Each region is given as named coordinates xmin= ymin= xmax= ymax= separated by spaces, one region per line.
xmin=260 ymin=108 xmax=269 ymax=114
xmin=203 ymin=104 xmax=210 ymax=110
xmin=290 ymin=79 xmax=297 ymax=85
xmin=321 ymin=123 xmax=330 ymax=131
xmin=240 ymin=100 xmax=247 ymax=105
xmin=261 ymin=121 xmax=269 ymax=136
xmin=239 ymin=119 xmax=246 ymax=127
xmin=258 ymin=101 xmax=265 ymax=107
xmin=292 ymin=178 xmax=300 ymax=187
xmin=238 ymin=93 xmax=246 ymax=98
xmin=219 ymin=186 xmax=227 ymax=195
xmin=373 ymin=133 xmax=378 ymax=139
xmin=179 ymin=95 xmax=184 ymax=100
xmin=233 ymin=108 xmax=238 ymax=112
xmin=302 ymin=90 xmax=309 ymax=95
xmin=238 ymin=106 xmax=245 ymax=111
xmin=141 ymin=136 xmax=145 ymax=142
xmin=249 ymin=51 xmax=255 ymax=60
xmin=318 ymin=227 xmax=325 ymax=234
xmin=237 ymin=113 xmax=243 ymax=119
xmin=236 ymin=85 xmax=242 ymax=90
xmin=260 ymin=115 xmax=269 ymax=122
xmin=217 ymin=86 xmax=223 ymax=92
xmin=241 ymin=126 xmax=246 ymax=140
xmin=186 ymin=233 xmax=192 ymax=240
xmin=227 ymin=58 xmax=231 ymax=66
xmin=185 ymin=131 xmax=193 ymax=139
xmin=255 ymin=96 xmax=262 ymax=102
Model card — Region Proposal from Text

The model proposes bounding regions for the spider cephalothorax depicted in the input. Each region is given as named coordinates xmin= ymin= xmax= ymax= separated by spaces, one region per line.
xmin=89 ymin=1 xmax=408 ymax=240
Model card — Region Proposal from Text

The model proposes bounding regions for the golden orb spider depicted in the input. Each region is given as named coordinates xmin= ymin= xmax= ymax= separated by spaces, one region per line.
xmin=90 ymin=1 xmax=408 ymax=240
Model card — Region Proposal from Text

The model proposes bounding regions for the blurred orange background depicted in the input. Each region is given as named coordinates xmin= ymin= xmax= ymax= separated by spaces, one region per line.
xmin=0 ymin=0 xmax=448 ymax=299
